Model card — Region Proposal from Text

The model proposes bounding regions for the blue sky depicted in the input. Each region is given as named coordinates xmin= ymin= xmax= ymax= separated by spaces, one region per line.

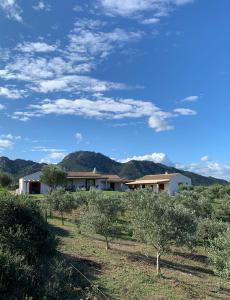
xmin=0 ymin=0 xmax=230 ymax=180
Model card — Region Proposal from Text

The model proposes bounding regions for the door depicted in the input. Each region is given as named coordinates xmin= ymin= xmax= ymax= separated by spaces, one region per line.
xmin=29 ymin=182 xmax=41 ymax=194
xmin=159 ymin=184 xmax=165 ymax=192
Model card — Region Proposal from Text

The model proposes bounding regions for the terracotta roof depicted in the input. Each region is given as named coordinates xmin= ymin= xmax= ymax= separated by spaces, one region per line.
xmin=126 ymin=179 xmax=170 ymax=185
xmin=126 ymin=173 xmax=180 ymax=185
xmin=138 ymin=173 xmax=179 ymax=181
xmin=67 ymin=171 xmax=107 ymax=179
xmin=105 ymin=174 xmax=129 ymax=183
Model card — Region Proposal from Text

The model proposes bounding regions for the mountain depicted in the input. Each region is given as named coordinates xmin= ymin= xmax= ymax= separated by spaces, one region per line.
xmin=0 ymin=156 xmax=46 ymax=181
xmin=59 ymin=151 xmax=228 ymax=186
xmin=0 ymin=151 xmax=228 ymax=186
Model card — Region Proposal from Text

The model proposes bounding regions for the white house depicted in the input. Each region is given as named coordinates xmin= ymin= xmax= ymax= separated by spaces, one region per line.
xmin=18 ymin=170 xmax=128 ymax=194
xmin=126 ymin=173 xmax=192 ymax=195
xmin=18 ymin=171 xmax=50 ymax=195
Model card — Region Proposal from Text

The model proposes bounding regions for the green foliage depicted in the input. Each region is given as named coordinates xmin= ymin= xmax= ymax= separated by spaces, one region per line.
xmin=80 ymin=190 xmax=122 ymax=249
xmin=127 ymin=190 xmax=197 ymax=274
xmin=0 ymin=172 xmax=12 ymax=188
xmin=196 ymin=218 xmax=228 ymax=247
xmin=40 ymin=165 xmax=67 ymax=192
xmin=46 ymin=190 xmax=77 ymax=224
xmin=214 ymin=196 xmax=230 ymax=222
xmin=208 ymin=228 xmax=230 ymax=283
xmin=174 ymin=190 xmax=213 ymax=218
xmin=0 ymin=194 xmax=88 ymax=299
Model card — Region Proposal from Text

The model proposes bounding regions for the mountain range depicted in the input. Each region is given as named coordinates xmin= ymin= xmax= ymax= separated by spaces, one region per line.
xmin=0 ymin=151 xmax=228 ymax=186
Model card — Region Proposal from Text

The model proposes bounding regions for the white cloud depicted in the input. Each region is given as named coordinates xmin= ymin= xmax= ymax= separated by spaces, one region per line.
xmin=0 ymin=0 xmax=22 ymax=21
xmin=141 ymin=18 xmax=160 ymax=25
xmin=0 ymin=104 xmax=6 ymax=110
xmin=33 ymin=1 xmax=50 ymax=11
xmin=17 ymin=42 xmax=57 ymax=53
xmin=47 ymin=152 xmax=66 ymax=160
xmin=201 ymin=155 xmax=210 ymax=162
xmin=173 ymin=108 xmax=197 ymax=116
xmin=176 ymin=158 xmax=230 ymax=181
xmin=120 ymin=152 xmax=173 ymax=165
xmin=100 ymin=0 xmax=194 ymax=18
xmin=0 ymin=138 xmax=13 ymax=148
xmin=75 ymin=132 xmax=83 ymax=143
xmin=68 ymin=21 xmax=143 ymax=61
xmin=148 ymin=115 xmax=174 ymax=132
xmin=182 ymin=95 xmax=199 ymax=102
xmin=32 ymin=75 xmax=127 ymax=94
xmin=11 ymin=96 xmax=194 ymax=133
xmin=0 ymin=86 xmax=24 ymax=99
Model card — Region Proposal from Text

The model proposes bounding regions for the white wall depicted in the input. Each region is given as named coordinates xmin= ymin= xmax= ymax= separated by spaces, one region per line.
xmin=168 ymin=174 xmax=192 ymax=195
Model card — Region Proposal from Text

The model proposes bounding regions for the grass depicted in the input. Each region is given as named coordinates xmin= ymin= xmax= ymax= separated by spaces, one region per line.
xmin=49 ymin=217 xmax=230 ymax=300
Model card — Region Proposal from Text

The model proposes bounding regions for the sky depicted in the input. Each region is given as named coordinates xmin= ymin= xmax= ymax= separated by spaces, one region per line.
xmin=0 ymin=0 xmax=230 ymax=180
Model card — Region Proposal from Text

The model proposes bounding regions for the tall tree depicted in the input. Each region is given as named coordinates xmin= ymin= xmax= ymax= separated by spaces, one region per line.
xmin=40 ymin=165 xmax=67 ymax=192
xmin=128 ymin=190 xmax=197 ymax=275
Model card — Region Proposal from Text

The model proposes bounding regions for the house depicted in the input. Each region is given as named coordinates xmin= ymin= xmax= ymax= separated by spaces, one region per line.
xmin=18 ymin=170 xmax=128 ymax=194
xmin=126 ymin=173 xmax=191 ymax=195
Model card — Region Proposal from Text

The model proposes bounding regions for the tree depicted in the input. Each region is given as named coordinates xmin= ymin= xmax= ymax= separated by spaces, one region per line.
xmin=196 ymin=218 xmax=228 ymax=248
xmin=128 ymin=190 xmax=197 ymax=275
xmin=174 ymin=190 xmax=213 ymax=219
xmin=40 ymin=165 xmax=67 ymax=192
xmin=0 ymin=172 xmax=12 ymax=188
xmin=80 ymin=191 xmax=122 ymax=250
xmin=208 ymin=228 xmax=230 ymax=288
xmin=49 ymin=191 xmax=76 ymax=225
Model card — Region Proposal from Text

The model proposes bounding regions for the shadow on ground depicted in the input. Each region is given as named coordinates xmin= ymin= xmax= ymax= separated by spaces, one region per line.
xmin=112 ymin=248 xmax=213 ymax=277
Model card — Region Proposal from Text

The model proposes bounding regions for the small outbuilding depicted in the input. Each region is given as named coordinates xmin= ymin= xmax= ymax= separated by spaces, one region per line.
xmin=126 ymin=173 xmax=191 ymax=195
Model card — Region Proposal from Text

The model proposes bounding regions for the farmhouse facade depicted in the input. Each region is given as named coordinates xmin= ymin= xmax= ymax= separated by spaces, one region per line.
xmin=18 ymin=170 xmax=128 ymax=194
xmin=126 ymin=173 xmax=192 ymax=195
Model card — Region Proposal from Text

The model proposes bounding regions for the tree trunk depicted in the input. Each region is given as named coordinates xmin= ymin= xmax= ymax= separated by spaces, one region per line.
xmin=105 ymin=237 xmax=110 ymax=250
xmin=61 ymin=212 xmax=64 ymax=225
xmin=156 ymin=252 xmax=161 ymax=276
xmin=45 ymin=209 xmax=48 ymax=223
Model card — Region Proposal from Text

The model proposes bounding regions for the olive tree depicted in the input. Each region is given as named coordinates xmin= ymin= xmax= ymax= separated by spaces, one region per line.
xmin=40 ymin=165 xmax=67 ymax=192
xmin=128 ymin=190 xmax=197 ymax=275
xmin=80 ymin=191 xmax=122 ymax=250
xmin=196 ymin=218 xmax=228 ymax=248
xmin=208 ymin=227 xmax=230 ymax=288
xmin=0 ymin=172 xmax=12 ymax=188
xmin=48 ymin=191 xmax=76 ymax=225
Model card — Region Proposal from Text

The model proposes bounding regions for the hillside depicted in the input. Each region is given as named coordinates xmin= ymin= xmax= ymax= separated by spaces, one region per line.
xmin=0 ymin=156 xmax=46 ymax=180
xmin=0 ymin=151 xmax=228 ymax=185
xmin=59 ymin=151 xmax=228 ymax=186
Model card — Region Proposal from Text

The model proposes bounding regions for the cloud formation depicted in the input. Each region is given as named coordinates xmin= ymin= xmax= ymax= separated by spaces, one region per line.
xmin=120 ymin=152 xmax=173 ymax=165
xmin=100 ymin=0 xmax=194 ymax=18
xmin=0 ymin=0 xmax=22 ymax=21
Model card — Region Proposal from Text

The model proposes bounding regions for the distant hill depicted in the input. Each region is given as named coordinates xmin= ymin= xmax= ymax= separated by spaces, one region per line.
xmin=0 ymin=156 xmax=46 ymax=181
xmin=0 ymin=151 xmax=228 ymax=186
xmin=59 ymin=151 xmax=228 ymax=186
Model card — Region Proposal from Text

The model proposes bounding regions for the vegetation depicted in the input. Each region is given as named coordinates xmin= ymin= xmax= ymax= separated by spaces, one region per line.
xmin=208 ymin=227 xmax=230 ymax=287
xmin=40 ymin=165 xmax=67 ymax=192
xmin=0 ymin=172 xmax=12 ymax=187
xmin=128 ymin=190 xmax=197 ymax=275
xmin=1 ymin=183 xmax=230 ymax=299
xmin=80 ymin=191 xmax=122 ymax=250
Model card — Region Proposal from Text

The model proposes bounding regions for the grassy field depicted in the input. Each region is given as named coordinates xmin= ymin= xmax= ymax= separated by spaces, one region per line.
xmin=49 ymin=217 xmax=230 ymax=300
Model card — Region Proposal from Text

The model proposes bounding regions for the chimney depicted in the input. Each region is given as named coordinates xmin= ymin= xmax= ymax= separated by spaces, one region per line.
xmin=93 ymin=167 xmax=97 ymax=174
